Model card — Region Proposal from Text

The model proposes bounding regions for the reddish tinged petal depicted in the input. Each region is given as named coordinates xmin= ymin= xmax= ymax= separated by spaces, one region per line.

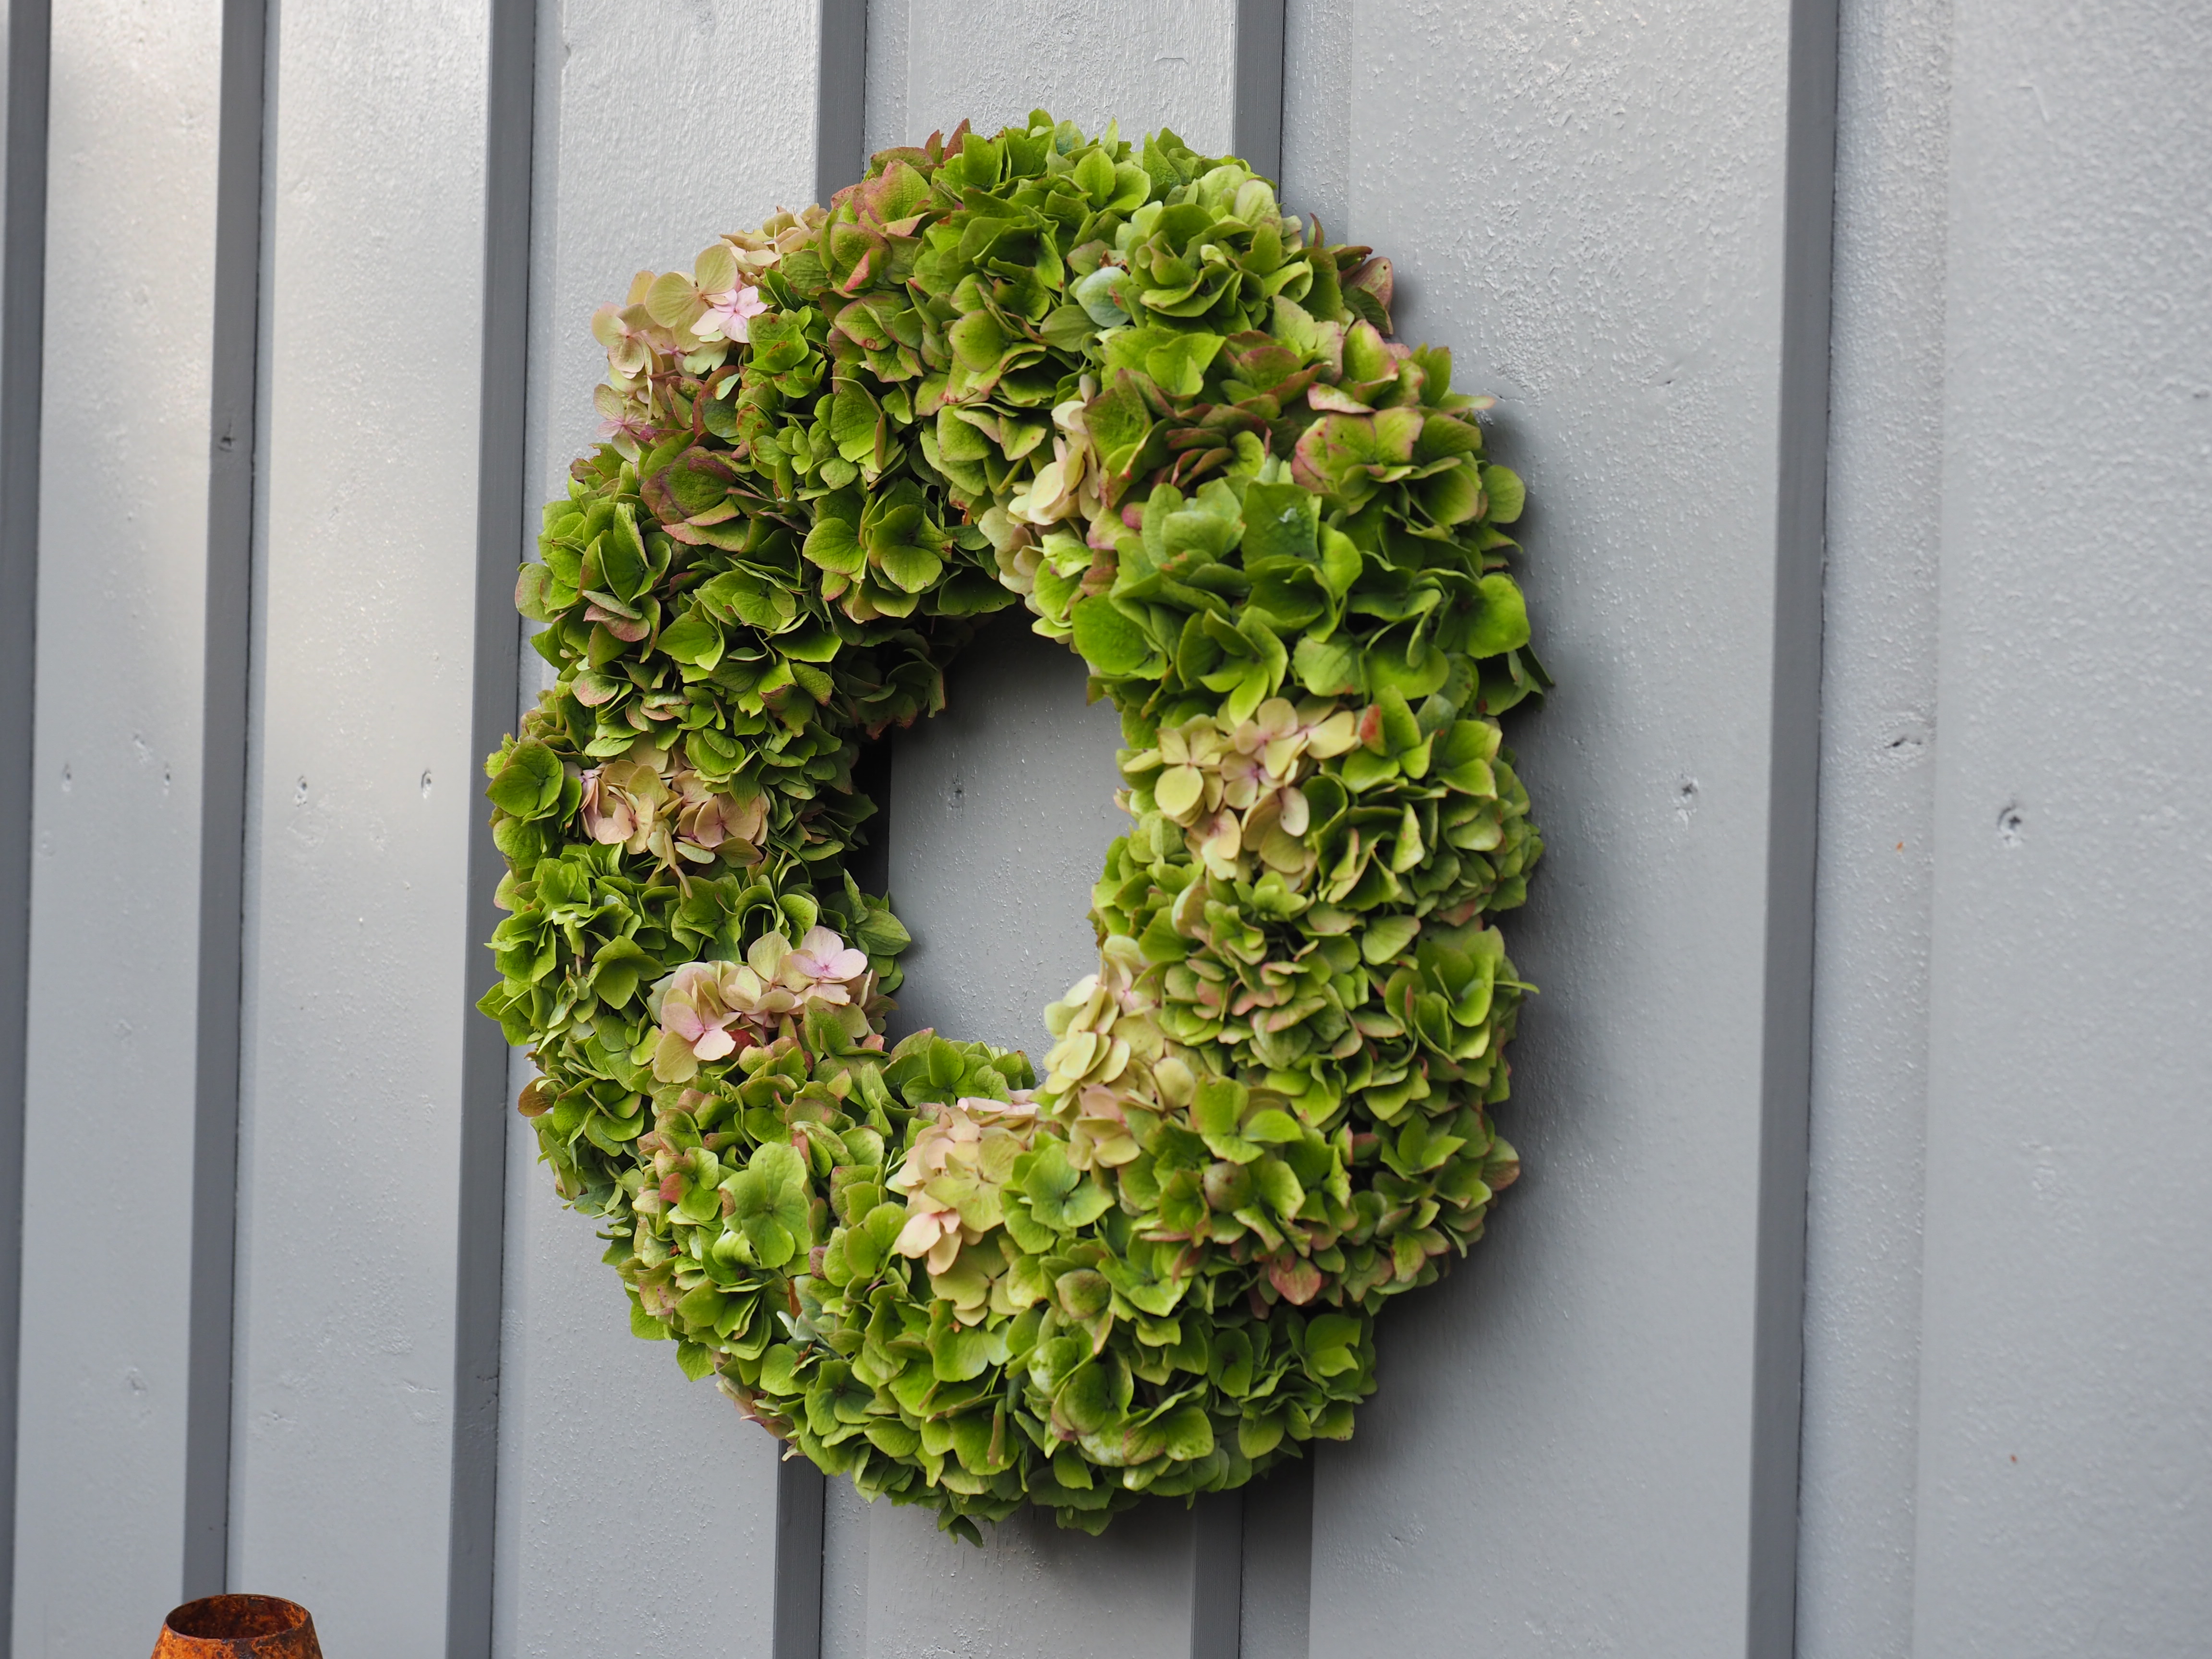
xmin=1267 ymin=1254 xmax=1323 ymax=1305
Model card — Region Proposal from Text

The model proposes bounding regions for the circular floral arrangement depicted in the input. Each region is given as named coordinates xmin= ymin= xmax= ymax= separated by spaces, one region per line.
xmin=481 ymin=112 xmax=1546 ymax=1539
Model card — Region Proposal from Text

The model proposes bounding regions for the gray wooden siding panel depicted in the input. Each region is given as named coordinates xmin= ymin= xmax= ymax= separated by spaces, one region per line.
xmin=870 ymin=619 xmax=1187 ymax=1659
xmin=1794 ymin=0 xmax=1949 ymax=1648
xmin=227 ymin=0 xmax=493 ymax=1645
xmin=10 ymin=3 xmax=223 ymax=1651
xmin=815 ymin=13 xmax=1248 ymax=1649
xmin=901 ymin=0 xmax=1235 ymax=156
xmin=1911 ymin=1 xmax=2212 ymax=1651
xmin=487 ymin=6 xmax=821 ymax=1657
xmin=1306 ymin=2 xmax=1827 ymax=1652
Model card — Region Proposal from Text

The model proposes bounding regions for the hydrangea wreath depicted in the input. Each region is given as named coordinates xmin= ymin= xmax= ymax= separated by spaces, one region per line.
xmin=481 ymin=113 xmax=1546 ymax=1539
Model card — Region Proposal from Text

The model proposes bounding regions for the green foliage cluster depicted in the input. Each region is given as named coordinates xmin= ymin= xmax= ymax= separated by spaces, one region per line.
xmin=481 ymin=111 xmax=1545 ymax=1539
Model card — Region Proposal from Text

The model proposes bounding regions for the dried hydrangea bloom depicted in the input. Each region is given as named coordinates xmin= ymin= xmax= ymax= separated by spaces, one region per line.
xmin=591 ymin=382 xmax=661 ymax=453
xmin=646 ymin=960 xmax=759 ymax=1082
xmin=1126 ymin=697 xmax=1359 ymax=880
xmin=887 ymin=1093 xmax=1040 ymax=1274
xmin=670 ymin=770 xmax=767 ymax=866
xmin=695 ymin=280 xmax=769 ymax=343
xmin=645 ymin=926 xmax=878 ymax=1082
xmin=588 ymin=288 xmax=659 ymax=381
xmin=752 ymin=925 xmax=871 ymax=1004
xmin=579 ymin=755 xmax=672 ymax=856
xmin=1039 ymin=937 xmax=1156 ymax=1097
xmin=582 ymin=748 xmax=766 ymax=872
xmin=1039 ymin=940 xmax=1201 ymax=1169
xmin=1005 ymin=385 xmax=1104 ymax=529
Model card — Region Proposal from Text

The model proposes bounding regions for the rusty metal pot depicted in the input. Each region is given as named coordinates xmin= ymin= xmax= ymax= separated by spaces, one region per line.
xmin=151 ymin=1596 xmax=322 ymax=1659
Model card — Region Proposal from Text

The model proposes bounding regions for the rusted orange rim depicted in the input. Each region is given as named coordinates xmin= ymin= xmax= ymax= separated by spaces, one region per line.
xmin=153 ymin=1595 xmax=322 ymax=1659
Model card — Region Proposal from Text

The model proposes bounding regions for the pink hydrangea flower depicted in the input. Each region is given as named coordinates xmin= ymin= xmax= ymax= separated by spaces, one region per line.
xmin=647 ymin=961 xmax=763 ymax=1082
xmin=786 ymin=926 xmax=868 ymax=985
xmin=696 ymin=283 xmax=769 ymax=343
xmin=887 ymin=1094 xmax=1040 ymax=1274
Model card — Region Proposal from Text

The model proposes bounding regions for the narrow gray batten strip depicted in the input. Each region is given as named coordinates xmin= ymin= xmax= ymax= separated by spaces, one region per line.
xmin=0 ymin=2 xmax=50 ymax=1648
xmin=1190 ymin=1491 xmax=1245 ymax=1659
xmin=1746 ymin=0 xmax=1840 ymax=1651
xmin=772 ymin=1454 xmax=826 ymax=1659
xmin=769 ymin=14 xmax=872 ymax=1648
xmin=1188 ymin=19 xmax=1292 ymax=1657
xmin=1232 ymin=0 xmax=1285 ymax=181
xmin=445 ymin=0 xmax=537 ymax=1653
xmin=816 ymin=0 xmax=866 ymax=203
xmin=182 ymin=0 xmax=270 ymax=1601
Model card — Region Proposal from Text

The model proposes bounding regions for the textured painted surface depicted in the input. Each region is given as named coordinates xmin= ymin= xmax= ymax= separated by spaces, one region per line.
xmin=1911 ymin=1 xmax=2212 ymax=1651
xmin=860 ymin=0 xmax=907 ymax=164
xmin=1307 ymin=3 xmax=1806 ymax=1653
xmin=1792 ymin=0 xmax=1948 ymax=1648
xmin=4 ymin=1 xmax=2207 ymax=1653
xmin=902 ymin=0 xmax=1234 ymax=154
xmin=1277 ymin=0 xmax=1348 ymax=240
xmin=11 ymin=2 xmax=223 ymax=1652
xmin=487 ymin=5 xmax=816 ymax=1657
xmin=227 ymin=0 xmax=490 ymax=1647
xmin=883 ymin=615 xmax=1126 ymax=1054
xmin=809 ymin=15 xmax=1241 ymax=1649
xmin=1236 ymin=1457 xmax=1312 ymax=1659
xmin=845 ymin=614 xmax=1201 ymax=1659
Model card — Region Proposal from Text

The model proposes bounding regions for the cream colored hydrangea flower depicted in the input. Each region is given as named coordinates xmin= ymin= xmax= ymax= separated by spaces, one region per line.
xmin=646 ymin=960 xmax=760 ymax=1082
xmin=1006 ymin=379 xmax=1104 ymax=529
xmin=644 ymin=926 xmax=877 ymax=1082
xmin=887 ymin=1094 xmax=1040 ymax=1274
xmin=578 ymin=755 xmax=672 ymax=856
xmin=1035 ymin=938 xmax=1204 ymax=1171
xmin=1124 ymin=697 xmax=1359 ymax=880
xmin=580 ymin=747 xmax=767 ymax=871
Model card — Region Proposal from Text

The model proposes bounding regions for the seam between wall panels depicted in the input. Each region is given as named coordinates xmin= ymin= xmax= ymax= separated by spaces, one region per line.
xmin=817 ymin=0 xmax=866 ymax=208
xmin=447 ymin=0 xmax=537 ymax=1655
xmin=1232 ymin=0 xmax=1284 ymax=184
xmin=183 ymin=0 xmax=272 ymax=1602
xmin=774 ymin=12 xmax=870 ymax=1656
xmin=0 ymin=3 xmax=51 ymax=1650
xmin=1749 ymin=0 xmax=1842 ymax=1651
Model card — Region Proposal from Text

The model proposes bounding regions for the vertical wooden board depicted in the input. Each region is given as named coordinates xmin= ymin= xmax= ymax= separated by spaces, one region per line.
xmin=0 ymin=0 xmax=32 ymax=1646
xmin=1911 ymin=1 xmax=2212 ymax=1651
xmin=838 ymin=12 xmax=1244 ymax=1652
xmin=228 ymin=0 xmax=491 ymax=1647
xmin=860 ymin=0 xmax=906 ymax=162
xmin=901 ymin=0 xmax=1235 ymax=153
xmin=11 ymin=1 xmax=222 ymax=1651
xmin=1237 ymin=1459 xmax=1311 ymax=1659
xmin=881 ymin=616 xmax=1127 ymax=1054
xmin=488 ymin=5 xmax=816 ymax=1657
xmin=1792 ymin=0 xmax=1948 ymax=1648
xmin=819 ymin=1478 xmax=872 ymax=1659
xmin=866 ymin=616 xmax=1201 ymax=1659
xmin=1306 ymin=2 xmax=1819 ymax=1653
xmin=1278 ymin=0 xmax=1349 ymax=236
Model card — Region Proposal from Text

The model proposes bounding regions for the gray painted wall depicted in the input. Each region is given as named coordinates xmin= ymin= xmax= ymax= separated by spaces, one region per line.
xmin=227 ymin=0 xmax=491 ymax=1648
xmin=0 ymin=0 xmax=2207 ymax=1656
xmin=1910 ymin=0 xmax=2212 ymax=1650
xmin=1795 ymin=0 xmax=1949 ymax=1647
xmin=1800 ymin=1 xmax=2212 ymax=1655
xmin=1304 ymin=1 xmax=1827 ymax=1652
xmin=488 ymin=5 xmax=816 ymax=1656
xmin=12 ymin=2 xmax=222 ymax=1652
xmin=833 ymin=14 xmax=1245 ymax=1653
